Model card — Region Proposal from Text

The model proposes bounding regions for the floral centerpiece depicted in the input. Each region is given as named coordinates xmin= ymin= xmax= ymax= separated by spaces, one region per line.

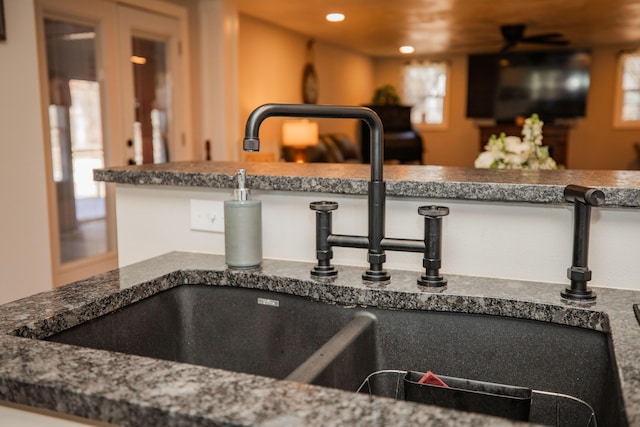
xmin=474 ymin=114 xmax=557 ymax=170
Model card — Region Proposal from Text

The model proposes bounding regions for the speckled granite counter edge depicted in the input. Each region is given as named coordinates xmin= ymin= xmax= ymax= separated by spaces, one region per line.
xmin=93 ymin=162 xmax=640 ymax=208
xmin=1 ymin=252 xmax=639 ymax=426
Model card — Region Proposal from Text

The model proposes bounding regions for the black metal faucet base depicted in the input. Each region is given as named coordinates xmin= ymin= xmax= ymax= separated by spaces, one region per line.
xmin=362 ymin=269 xmax=390 ymax=282
xmin=311 ymin=265 xmax=338 ymax=278
xmin=417 ymin=275 xmax=447 ymax=288
xmin=561 ymin=287 xmax=596 ymax=302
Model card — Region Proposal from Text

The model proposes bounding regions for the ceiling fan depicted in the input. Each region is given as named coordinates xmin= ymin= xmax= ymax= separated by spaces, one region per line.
xmin=500 ymin=24 xmax=569 ymax=52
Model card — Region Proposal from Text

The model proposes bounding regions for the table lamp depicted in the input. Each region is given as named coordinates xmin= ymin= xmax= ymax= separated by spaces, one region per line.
xmin=282 ymin=119 xmax=319 ymax=163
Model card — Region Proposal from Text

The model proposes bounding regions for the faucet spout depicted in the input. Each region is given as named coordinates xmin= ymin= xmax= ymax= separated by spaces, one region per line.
xmin=243 ymin=103 xmax=388 ymax=281
xmin=244 ymin=103 xmax=384 ymax=181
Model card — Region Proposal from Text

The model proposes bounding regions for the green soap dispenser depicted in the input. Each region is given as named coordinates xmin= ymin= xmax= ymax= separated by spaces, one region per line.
xmin=224 ymin=169 xmax=262 ymax=269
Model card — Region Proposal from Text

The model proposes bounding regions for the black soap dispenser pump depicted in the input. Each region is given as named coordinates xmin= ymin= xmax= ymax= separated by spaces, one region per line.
xmin=224 ymin=169 xmax=262 ymax=269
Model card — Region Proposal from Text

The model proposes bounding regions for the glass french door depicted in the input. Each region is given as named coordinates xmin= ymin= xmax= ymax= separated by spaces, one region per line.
xmin=45 ymin=19 xmax=110 ymax=264
xmin=118 ymin=6 xmax=184 ymax=165
xmin=38 ymin=0 xmax=188 ymax=286
xmin=38 ymin=0 xmax=120 ymax=286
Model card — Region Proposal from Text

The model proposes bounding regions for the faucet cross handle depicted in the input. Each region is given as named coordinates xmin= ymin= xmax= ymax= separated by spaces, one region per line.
xmin=417 ymin=205 xmax=449 ymax=288
xmin=310 ymin=201 xmax=339 ymax=212
xmin=310 ymin=201 xmax=339 ymax=278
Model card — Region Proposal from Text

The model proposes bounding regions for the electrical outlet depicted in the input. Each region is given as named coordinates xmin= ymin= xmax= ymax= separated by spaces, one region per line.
xmin=190 ymin=199 xmax=224 ymax=232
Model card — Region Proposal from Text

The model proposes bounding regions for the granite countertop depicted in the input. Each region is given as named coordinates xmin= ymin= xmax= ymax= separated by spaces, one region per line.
xmin=0 ymin=252 xmax=639 ymax=426
xmin=94 ymin=161 xmax=640 ymax=208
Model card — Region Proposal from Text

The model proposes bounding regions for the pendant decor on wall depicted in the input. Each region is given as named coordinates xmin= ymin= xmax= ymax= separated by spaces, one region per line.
xmin=302 ymin=39 xmax=318 ymax=104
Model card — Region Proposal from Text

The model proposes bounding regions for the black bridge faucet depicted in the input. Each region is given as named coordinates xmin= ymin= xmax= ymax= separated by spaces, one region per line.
xmin=243 ymin=103 xmax=448 ymax=285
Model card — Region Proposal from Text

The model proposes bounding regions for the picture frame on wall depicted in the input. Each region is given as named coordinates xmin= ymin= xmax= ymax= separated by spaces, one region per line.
xmin=0 ymin=0 xmax=5 ymax=41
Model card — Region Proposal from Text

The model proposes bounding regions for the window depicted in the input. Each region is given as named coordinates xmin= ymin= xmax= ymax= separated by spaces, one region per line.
xmin=614 ymin=51 xmax=640 ymax=127
xmin=403 ymin=61 xmax=449 ymax=128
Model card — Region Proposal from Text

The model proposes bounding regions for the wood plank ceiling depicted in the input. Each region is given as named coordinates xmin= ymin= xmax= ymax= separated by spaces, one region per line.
xmin=236 ymin=0 xmax=640 ymax=57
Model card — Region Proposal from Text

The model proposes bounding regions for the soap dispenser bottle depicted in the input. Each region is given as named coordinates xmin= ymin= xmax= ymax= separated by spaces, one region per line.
xmin=224 ymin=169 xmax=262 ymax=269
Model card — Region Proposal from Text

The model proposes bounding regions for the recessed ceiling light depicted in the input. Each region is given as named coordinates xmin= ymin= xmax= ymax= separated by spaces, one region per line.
xmin=399 ymin=46 xmax=415 ymax=54
xmin=326 ymin=13 xmax=345 ymax=22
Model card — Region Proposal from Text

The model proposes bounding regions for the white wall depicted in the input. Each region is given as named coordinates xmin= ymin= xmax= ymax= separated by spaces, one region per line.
xmin=115 ymin=184 xmax=640 ymax=291
xmin=0 ymin=0 xmax=53 ymax=304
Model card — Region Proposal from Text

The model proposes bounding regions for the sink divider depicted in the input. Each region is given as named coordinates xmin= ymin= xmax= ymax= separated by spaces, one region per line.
xmin=286 ymin=312 xmax=377 ymax=390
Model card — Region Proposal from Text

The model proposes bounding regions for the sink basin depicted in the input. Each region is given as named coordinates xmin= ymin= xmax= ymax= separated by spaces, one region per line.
xmin=45 ymin=284 xmax=626 ymax=426
xmin=302 ymin=302 xmax=625 ymax=426
xmin=47 ymin=285 xmax=355 ymax=379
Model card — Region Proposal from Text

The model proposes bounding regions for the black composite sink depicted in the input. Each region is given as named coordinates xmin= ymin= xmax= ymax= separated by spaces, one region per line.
xmin=47 ymin=285 xmax=355 ymax=379
xmin=46 ymin=285 xmax=626 ymax=426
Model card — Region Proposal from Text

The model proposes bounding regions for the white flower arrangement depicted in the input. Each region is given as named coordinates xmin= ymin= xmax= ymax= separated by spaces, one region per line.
xmin=474 ymin=114 xmax=558 ymax=170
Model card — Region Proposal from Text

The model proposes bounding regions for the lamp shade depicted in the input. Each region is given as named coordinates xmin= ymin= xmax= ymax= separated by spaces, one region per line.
xmin=282 ymin=119 xmax=319 ymax=147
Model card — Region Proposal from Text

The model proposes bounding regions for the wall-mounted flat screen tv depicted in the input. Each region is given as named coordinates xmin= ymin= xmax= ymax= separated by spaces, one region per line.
xmin=466 ymin=50 xmax=591 ymax=122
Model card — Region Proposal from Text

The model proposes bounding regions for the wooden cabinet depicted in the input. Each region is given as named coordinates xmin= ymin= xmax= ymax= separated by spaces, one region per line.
xmin=478 ymin=124 xmax=569 ymax=167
